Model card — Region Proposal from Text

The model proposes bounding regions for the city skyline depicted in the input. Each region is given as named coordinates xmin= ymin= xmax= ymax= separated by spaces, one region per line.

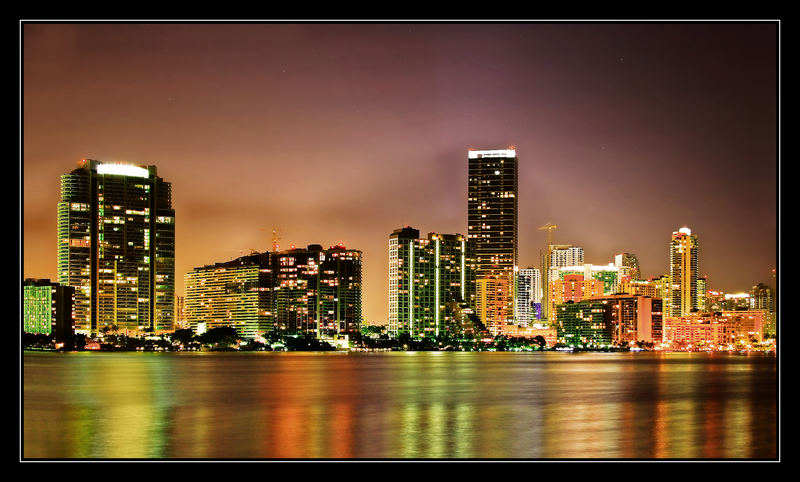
xmin=22 ymin=22 xmax=778 ymax=325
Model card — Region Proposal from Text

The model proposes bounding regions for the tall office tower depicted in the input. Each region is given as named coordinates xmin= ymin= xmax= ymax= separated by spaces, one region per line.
xmin=274 ymin=244 xmax=362 ymax=337
xmin=23 ymin=279 xmax=75 ymax=341
xmin=614 ymin=253 xmax=640 ymax=280
xmin=669 ymin=227 xmax=699 ymax=317
xmin=58 ymin=159 xmax=175 ymax=335
xmin=185 ymin=252 xmax=276 ymax=339
xmin=467 ymin=148 xmax=518 ymax=324
xmin=515 ymin=268 xmax=541 ymax=327
xmin=389 ymin=227 xmax=475 ymax=338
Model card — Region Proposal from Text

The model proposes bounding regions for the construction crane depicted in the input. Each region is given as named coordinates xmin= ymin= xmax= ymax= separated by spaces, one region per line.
xmin=538 ymin=222 xmax=558 ymax=248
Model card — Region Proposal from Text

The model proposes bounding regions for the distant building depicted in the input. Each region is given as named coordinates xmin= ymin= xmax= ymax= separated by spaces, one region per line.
xmin=614 ymin=253 xmax=640 ymax=281
xmin=548 ymin=274 xmax=605 ymax=325
xmin=388 ymin=227 xmax=475 ymax=338
xmin=557 ymin=264 xmax=620 ymax=295
xmin=467 ymin=148 xmax=518 ymax=325
xmin=23 ymin=279 xmax=75 ymax=341
xmin=515 ymin=267 xmax=541 ymax=327
xmin=58 ymin=159 xmax=175 ymax=335
xmin=669 ymin=227 xmax=699 ymax=316
xmin=175 ymin=296 xmax=187 ymax=329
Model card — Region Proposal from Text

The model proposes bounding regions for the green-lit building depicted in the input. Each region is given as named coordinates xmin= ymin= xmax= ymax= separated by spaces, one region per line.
xmin=23 ymin=279 xmax=75 ymax=341
xmin=58 ymin=159 xmax=175 ymax=335
xmin=555 ymin=299 xmax=613 ymax=347
xmin=557 ymin=264 xmax=620 ymax=295
xmin=185 ymin=245 xmax=362 ymax=339
xmin=388 ymin=227 xmax=476 ymax=338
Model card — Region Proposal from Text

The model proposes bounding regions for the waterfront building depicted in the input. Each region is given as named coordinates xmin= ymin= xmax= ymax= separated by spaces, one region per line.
xmin=175 ymin=295 xmax=187 ymax=329
xmin=275 ymin=244 xmax=362 ymax=337
xmin=186 ymin=244 xmax=362 ymax=339
xmin=614 ymin=253 xmax=640 ymax=281
xmin=548 ymin=274 xmax=605 ymax=325
xmin=185 ymin=252 xmax=275 ymax=339
xmin=467 ymin=148 xmax=518 ymax=324
xmin=58 ymin=159 xmax=175 ymax=335
xmin=663 ymin=311 xmax=765 ymax=348
xmin=389 ymin=227 xmax=475 ymax=338
xmin=515 ymin=267 xmax=541 ymax=327
xmin=556 ymin=299 xmax=612 ymax=347
xmin=669 ymin=227 xmax=699 ymax=317
xmin=476 ymin=276 xmax=511 ymax=335
xmin=595 ymin=294 xmax=663 ymax=345
xmin=23 ymin=279 xmax=75 ymax=341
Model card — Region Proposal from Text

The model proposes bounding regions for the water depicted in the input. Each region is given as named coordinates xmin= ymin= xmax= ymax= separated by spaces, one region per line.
xmin=22 ymin=351 xmax=777 ymax=459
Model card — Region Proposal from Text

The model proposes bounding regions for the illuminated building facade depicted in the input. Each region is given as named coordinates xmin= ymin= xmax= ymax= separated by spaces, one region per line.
xmin=556 ymin=300 xmax=612 ymax=347
xmin=663 ymin=311 xmax=765 ymax=348
xmin=476 ymin=276 xmax=511 ymax=335
xmin=23 ymin=279 xmax=75 ymax=341
xmin=547 ymin=245 xmax=584 ymax=283
xmin=58 ymin=159 xmax=175 ymax=335
xmin=548 ymin=274 xmax=605 ymax=325
xmin=186 ymin=245 xmax=362 ymax=339
xmin=185 ymin=253 xmax=275 ymax=339
xmin=388 ymin=227 xmax=475 ymax=338
xmin=515 ymin=267 xmax=541 ymax=327
xmin=669 ymin=227 xmax=699 ymax=317
xmin=557 ymin=264 xmax=620 ymax=295
xmin=467 ymin=148 xmax=518 ymax=324
xmin=275 ymin=244 xmax=362 ymax=337
xmin=595 ymin=294 xmax=663 ymax=345
xmin=614 ymin=253 xmax=640 ymax=281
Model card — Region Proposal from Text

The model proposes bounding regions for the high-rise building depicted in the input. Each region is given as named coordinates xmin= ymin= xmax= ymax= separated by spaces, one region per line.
xmin=555 ymin=295 xmax=663 ymax=347
xmin=58 ymin=159 xmax=175 ymax=335
xmin=467 ymin=148 xmax=518 ymax=324
xmin=186 ymin=244 xmax=362 ymax=339
xmin=275 ymin=244 xmax=362 ymax=337
xmin=614 ymin=253 xmax=640 ymax=281
xmin=515 ymin=267 xmax=541 ymax=327
xmin=476 ymin=276 xmax=511 ymax=335
xmin=548 ymin=274 xmax=605 ymax=325
xmin=548 ymin=245 xmax=584 ymax=283
xmin=23 ymin=279 xmax=75 ymax=341
xmin=669 ymin=227 xmax=699 ymax=317
xmin=389 ymin=227 xmax=475 ymax=338
xmin=185 ymin=253 xmax=275 ymax=339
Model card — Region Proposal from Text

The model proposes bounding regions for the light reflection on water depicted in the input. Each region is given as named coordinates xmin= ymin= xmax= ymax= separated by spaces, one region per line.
xmin=23 ymin=351 xmax=776 ymax=459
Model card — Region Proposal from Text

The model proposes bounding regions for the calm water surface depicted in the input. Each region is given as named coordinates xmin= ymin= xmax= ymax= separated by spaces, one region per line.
xmin=23 ymin=351 xmax=777 ymax=459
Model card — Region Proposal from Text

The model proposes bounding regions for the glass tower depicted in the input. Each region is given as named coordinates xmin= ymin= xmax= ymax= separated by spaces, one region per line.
xmin=467 ymin=148 xmax=518 ymax=325
xmin=57 ymin=159 xmax=175 ymax=335
xmin=389 ymin=227 xmax=476 ymax=338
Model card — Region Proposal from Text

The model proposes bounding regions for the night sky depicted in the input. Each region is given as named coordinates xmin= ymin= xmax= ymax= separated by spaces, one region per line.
xmin=22 ymin=22 xmax=778 ymax=324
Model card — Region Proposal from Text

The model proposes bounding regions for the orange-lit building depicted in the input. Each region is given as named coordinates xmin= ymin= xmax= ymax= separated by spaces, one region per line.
xmin=548 ymin=274 xmax=604 ymax=325
xmin=663 ymin=310 xmax=765 ymax=348
xmin=476 ymin=276 xmax=511 ymax=335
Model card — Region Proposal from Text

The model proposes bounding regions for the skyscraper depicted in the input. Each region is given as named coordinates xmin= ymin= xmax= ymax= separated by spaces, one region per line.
xmin=467 ymin=148 xmax=518 ymax=325
xmin=669 ymin=227 xmax=699 ymax=317
xmin=58 ymin=159 xmax=175 ymax=335
xmin=515 ymin=267 xmax=541 ymax=327
xmin=614 ymin=253 xmax=640 ymax=280
xmin=388 ymin=227 xmax=475 ymax=338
